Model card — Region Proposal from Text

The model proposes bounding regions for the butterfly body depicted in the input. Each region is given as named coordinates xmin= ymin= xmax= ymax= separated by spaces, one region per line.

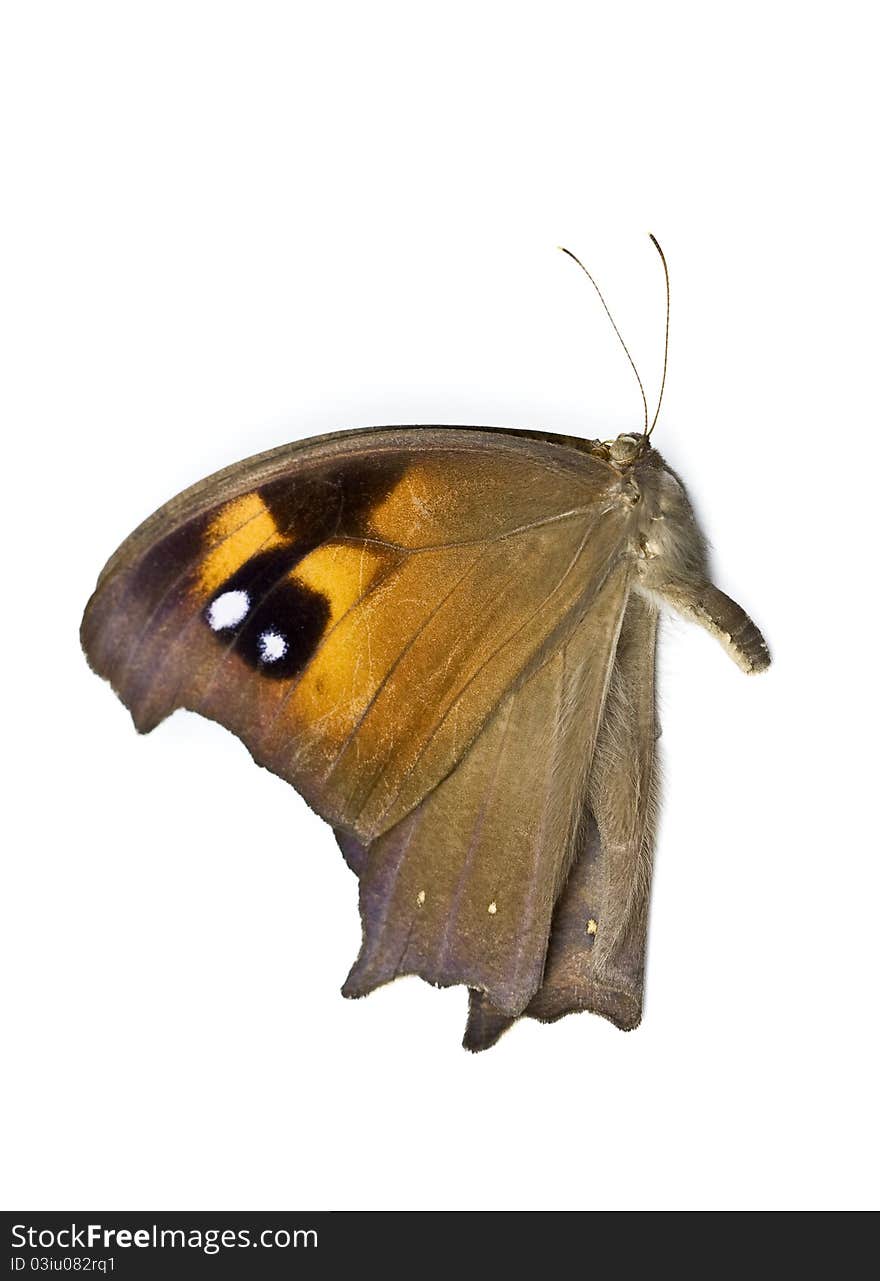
xmin=82 ymin=423 xmax=768 ymax=1049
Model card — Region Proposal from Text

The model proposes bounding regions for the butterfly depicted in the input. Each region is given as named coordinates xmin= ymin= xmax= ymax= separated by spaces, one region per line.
xmin=80 ymin=239 xmax=770 ymax=1050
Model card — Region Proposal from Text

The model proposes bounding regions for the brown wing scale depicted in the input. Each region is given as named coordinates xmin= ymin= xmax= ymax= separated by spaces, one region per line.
xmin=339 ymin=561 xmax=629 ymax=1016
xmin=463 ymin=592 xmax=659 ymax=1048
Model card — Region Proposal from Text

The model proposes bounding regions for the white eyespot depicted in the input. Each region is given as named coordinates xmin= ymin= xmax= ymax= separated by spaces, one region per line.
xmin=258 ymin=629 xmax=288 ymax=663
xmin=487 ymin=901 xmax=497 ymax=915
xmin=207 ymin=589 xmax=250 ymax=631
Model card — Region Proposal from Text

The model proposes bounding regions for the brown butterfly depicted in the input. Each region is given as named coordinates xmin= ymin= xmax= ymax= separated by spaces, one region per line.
xmin=80 ymin=239 xmax=770 ymax=1050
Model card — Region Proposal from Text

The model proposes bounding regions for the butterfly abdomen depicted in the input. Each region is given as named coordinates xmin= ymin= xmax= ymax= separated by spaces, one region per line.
xmin=627 ymin=450 xmax=770 ymax=674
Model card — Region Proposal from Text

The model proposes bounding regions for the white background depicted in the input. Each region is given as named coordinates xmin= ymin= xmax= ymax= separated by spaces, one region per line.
xmin=2 ymin=2 xmax=876 ymax=1212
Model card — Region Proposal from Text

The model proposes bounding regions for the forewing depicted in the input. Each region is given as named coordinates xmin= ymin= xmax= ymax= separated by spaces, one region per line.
xmin=339 ymin=564 xmax=629 ymax=1017
xmin=464 ymin=592 xmax=659 ymax=1048
xmin=81 ymin=427 xmax=626 ymax=841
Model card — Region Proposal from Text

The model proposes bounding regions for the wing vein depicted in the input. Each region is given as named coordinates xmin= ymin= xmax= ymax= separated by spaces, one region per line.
xmin=433 ymin=697 xmax=517 ymax=969
xmin=320 ymin=552 xmax=485 ymax=782
xmin=363 ymin=510 xmax=616 ymax=829
xmin=510 ymin=651 xmax=566 ymax=991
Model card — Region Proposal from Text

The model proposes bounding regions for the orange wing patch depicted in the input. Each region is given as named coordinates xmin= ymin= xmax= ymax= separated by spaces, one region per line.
xmin=369 ymin=465 xmax=444 ymax=544
xmin=292 ymin=541 xmax=388 ymax=626
xmin=198 ymin=494 xmax=286 ymax=595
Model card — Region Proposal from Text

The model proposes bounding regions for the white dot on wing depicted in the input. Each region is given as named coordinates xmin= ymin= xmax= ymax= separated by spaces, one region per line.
xmin=258 ymin=629 xmax=288 ymax=663
xmin=207 ymin=589 xmax=250 ymax=630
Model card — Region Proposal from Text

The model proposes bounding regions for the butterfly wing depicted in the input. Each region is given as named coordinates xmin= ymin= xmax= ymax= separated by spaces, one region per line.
xmin=463 ymin=592 xmax=659 ymax=1047
xmin=82 ymin=426 xmax=630 ymax=845
xmin=337 ymin=562 xmax=629 ymax=1016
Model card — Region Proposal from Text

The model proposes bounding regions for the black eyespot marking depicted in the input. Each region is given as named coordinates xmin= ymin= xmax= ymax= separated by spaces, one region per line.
xmin=204 ymin=547 xmax=330 ymax=680
xmin=258 ymin=456 xmax=406 ymax=553
xmin=200 ymin=457 xmax=405 ymax=680
xmin=240 ymin=579 xmax=328 ymax=679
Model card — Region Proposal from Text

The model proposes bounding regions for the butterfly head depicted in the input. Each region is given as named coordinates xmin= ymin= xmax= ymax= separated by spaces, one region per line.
xmin=586 ymin=432 xmax=649 ymax=469
xmin=607 ymin=433 xmax=644 ymax=466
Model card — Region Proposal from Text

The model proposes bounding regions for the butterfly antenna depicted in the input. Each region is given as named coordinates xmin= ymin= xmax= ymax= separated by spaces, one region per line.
xmin=558 ymin=244 xmax=649 ymax=436
xmin=646 ymin=233 xmax=670 ymax=439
